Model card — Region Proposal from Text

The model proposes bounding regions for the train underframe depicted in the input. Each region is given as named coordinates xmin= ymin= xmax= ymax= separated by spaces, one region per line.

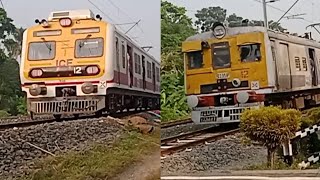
xmin=191 ymin=88 xmax=320 ymax=125
xmin=27 ymin=87 xmax=160 ymax=119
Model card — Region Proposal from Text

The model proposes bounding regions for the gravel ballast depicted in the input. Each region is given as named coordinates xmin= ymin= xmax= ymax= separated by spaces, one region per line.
xmin=161 ymin=133 xmax=267 ymax=176
xmin=0 ymin=117 xmax=124 ymax=179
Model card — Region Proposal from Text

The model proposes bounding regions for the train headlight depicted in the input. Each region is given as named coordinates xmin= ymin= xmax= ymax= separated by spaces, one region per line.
xmin=30 ymin=69 xmax=43 ymax=78
xmin=85 ymin=65 xmax=100 ymax=75
xmin=236 ymin=91 xmax=249 ymax=104
xmin=232 ymin=78 xmax=241 ymax=87
xmin=29 ymin=84 xmax=42 ymax=96
xmin=81 ymin=82 xmax=97 ymax=94
xmin=187 ymin=95 xmax=198 ymax=108
xmin=211 ymin=22 xmax=226 ymax=39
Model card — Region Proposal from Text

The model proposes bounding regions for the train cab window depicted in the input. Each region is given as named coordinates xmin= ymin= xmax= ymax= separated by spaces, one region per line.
xmin=28 ymin=41 xmax=55 ymax=60
xmin=187 ymin=51 xmax=203 ymax=69
xmin=75 ymin=38 xmax=103 ymax=58
xmin=240 ymin=44 xmax=261 ymax=62
xmin=212 ymin=42 xmax=231 ymax=68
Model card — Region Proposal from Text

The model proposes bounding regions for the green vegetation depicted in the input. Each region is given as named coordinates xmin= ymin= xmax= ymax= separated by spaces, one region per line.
xmin=0 ymin=8 xmax=26 ymax=116
xmin=160 ymin=1 xmax=195 ymax=121
xmin=194 ymin=6 xmax=285 ymax=32
xmin=21 ymin=131 xmax=160 ymax=180
xmin=240 ymin=106 xmax=301 ymax=169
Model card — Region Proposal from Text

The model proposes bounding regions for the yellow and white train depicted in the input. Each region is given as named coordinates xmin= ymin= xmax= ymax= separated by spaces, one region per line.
xmin=20 ymin=9 xmax=160 ymax=119
xmin=182 ymin=22 xmax=320 ymax=124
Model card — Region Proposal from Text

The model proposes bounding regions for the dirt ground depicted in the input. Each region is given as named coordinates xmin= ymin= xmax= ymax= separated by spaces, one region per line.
xmin=111 ymin=150 xmax=160 ymax=180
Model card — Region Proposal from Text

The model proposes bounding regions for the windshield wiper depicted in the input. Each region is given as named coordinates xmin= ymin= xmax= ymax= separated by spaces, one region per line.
xmin=41 ymin=38 xmax=52 ymax=53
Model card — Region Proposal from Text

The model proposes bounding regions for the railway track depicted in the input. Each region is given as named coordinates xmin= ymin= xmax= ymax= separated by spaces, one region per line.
xmin=161 ymin=118 xmax=193 ymax=128
xmin=0 ymin=110 xmax=158 ymax=130
xmin=161 ymin=126 xmax=240 ymax=156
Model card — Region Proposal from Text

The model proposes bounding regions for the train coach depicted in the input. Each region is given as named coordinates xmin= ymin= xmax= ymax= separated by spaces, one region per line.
xmin=20 ymin=9 xmax=160 ymax=119
xmin=182 ymin=22 xmax=320 ymax=125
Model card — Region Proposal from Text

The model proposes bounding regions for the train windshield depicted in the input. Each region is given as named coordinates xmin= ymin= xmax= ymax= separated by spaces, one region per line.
xmin=240 ymin=44 xmax=261 ymax=62
xmin=75 ymin=38 xmax=104 ymax=58
xmin=212 ymin=42 xmax=231 ymax=68
xmin=187 ymin=51 xmax=203 ymax=69
xmin=28 ymin=41 xmax=55 ymax=60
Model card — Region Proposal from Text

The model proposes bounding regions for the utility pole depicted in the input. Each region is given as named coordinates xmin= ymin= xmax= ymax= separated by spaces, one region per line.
xmin=262 ymin=0 xmax=268 ymax=29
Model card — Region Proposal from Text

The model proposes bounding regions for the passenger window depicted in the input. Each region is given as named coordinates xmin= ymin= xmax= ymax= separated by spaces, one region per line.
xmin=121 ymin=44 xmax=125 ymax=68
xmin=240 ymin=44 xmax=261 ymax=62
xmin=187 ymin=51 xmax=203 ymax=69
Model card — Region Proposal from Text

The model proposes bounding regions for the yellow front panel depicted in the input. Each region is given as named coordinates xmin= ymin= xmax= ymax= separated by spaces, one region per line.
xmin=23 ymin=19 xmax=108 ymax=81
xmin=183 ymin=32 xmax=269 ymax=95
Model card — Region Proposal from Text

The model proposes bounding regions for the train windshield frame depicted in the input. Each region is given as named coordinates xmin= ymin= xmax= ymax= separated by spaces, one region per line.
xmin=75 ymin=37 xmax=104 ymax=58
xmin=28 ymin=41 xmax=56 ymax=61
xmin=212 ymin=42 xmax=231 ymax=69
xmin=187 ymin=51 xmax=203 ymax=69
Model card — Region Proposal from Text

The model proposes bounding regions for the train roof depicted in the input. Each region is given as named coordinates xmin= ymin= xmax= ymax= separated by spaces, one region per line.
xmin=37 ymin=9 xmax=159 ymax=64
xmin=114 ymin=27 xmax=160 ymax=65
xmin=185 ymin=26 xmax=320 ymax=49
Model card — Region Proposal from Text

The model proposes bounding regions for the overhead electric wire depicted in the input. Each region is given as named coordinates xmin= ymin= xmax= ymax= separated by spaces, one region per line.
xmin=105 ymin=0 xmax=144 ymax=33
xmin=275 ymin=0 xmax=300 ymax=24
xmin=252 ymin=0 xmax=313 ymax=23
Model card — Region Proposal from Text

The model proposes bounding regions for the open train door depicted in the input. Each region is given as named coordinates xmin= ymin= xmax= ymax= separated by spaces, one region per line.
xmin=127 ymin=44 xmax=133 ymax=88
xmin=142 ymin=55 xmax=146 ymax=89
xmin=308 ymin=48 xmax=318 ymax=86
xmin=115 ymin=37 xmax=120 ymax=85
xmin=152 ymin=62 xmax=156 ymax=91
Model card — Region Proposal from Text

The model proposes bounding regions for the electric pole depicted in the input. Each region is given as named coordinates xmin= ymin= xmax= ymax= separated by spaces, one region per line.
xmin=263 ymin=0 xmax=268 ymax=29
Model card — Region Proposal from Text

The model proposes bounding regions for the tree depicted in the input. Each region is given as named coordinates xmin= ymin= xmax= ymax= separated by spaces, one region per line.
xmin=0 ymin=8 xmax=24 ymax=115
xmin=161 ymin=0 xmax=195 ymax=54
xmin=194 ymin=6 xmax=286 ymax=32
xmin=161 ymin=1 xmax=195 ymax=120
xmin=226 ymin=13 xmax=243 ymax=27
xmin=240 ymin=106 xmax=301 ymax=169
xmin=195 ymin=6 xmax=226 ymax=32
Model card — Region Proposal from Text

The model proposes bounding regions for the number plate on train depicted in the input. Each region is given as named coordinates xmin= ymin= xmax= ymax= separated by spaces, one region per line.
xmin=216 ymin=72 xmax=229 ymax=79
xmin=200 ymin=116 xmax=217 ymax=122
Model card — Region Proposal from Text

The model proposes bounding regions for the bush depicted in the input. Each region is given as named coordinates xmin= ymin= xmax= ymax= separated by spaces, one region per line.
xmin=161 ymin=70 xmax=189 ymax=121
xmin=16 ymin=96 xmax=27 ymax=115
xmin=240 ymin=106 xmax=301 ymax=169
xmin=0 ymin=110 xmax=10 ymax=118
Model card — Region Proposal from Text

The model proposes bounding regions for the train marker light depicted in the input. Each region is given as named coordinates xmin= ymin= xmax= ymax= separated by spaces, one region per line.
xmin=59 ymin=18 xmax=72 ymax=27
xmin=85 ymin=65 xmax=100 ymax=75
xmin=211 ymin=22 xmax=226 ymax=39
xmin=30 ymin=69 xmax=43 ymax=78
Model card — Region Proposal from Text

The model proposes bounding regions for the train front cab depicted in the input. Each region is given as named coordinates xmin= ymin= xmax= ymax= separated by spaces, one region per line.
xmin=182 ymin=24 xmax=273 ymax=124
xmin=20 ymin=10 xmax=110 ymax=118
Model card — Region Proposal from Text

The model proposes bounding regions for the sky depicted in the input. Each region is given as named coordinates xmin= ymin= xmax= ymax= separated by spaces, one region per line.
xmin=1 ymin=0 xmax=160 ymax=60
xmin=169 ymin=0 xmax=320 ymax=40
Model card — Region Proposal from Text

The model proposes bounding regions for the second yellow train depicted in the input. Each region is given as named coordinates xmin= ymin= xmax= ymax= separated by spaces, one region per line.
xmin=182 ymin=22 xmax=320 ymax=124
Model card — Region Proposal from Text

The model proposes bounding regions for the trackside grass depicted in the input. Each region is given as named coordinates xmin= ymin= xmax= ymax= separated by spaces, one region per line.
xmin=21 ymin=130 xmax=160 ymax=180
